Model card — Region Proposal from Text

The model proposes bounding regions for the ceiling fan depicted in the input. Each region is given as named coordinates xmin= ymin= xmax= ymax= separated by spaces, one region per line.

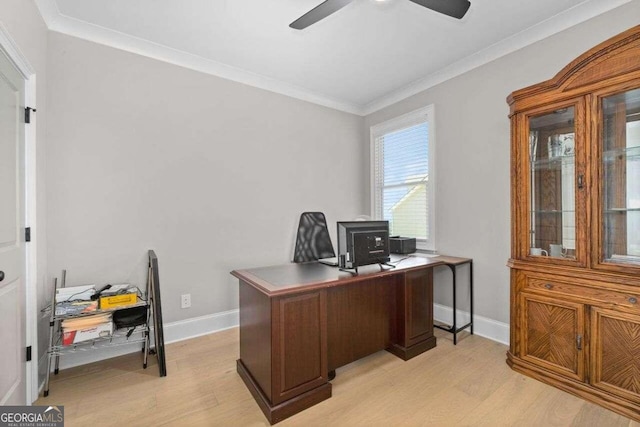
xmin=290 ymin=0 xmax=471 ymax=30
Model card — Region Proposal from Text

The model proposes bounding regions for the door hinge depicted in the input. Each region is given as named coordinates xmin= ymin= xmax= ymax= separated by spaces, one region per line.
xmin=25 ymin=227 xmax=31 ymax=242
xmin=25 ymin=107 xmax=36 ymax=124
xmin=26 ymin=346 xmax=32 ymax=362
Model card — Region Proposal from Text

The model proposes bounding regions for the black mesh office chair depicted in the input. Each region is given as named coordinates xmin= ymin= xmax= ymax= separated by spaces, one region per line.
xmin=293 ymin=212 xmax=336 ymax=263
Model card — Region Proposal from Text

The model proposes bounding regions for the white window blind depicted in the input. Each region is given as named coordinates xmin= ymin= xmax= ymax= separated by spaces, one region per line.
xmin=371 ymin=105 xmax=435 ymax=250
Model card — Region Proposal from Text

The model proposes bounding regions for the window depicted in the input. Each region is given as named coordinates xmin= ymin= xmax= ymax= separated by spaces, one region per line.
xmin=371 ymin=105 xmax=435 ymax=250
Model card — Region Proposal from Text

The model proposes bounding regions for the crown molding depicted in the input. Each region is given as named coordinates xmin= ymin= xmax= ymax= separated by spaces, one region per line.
xmin=35 ymin=0 xmax=631 ymax=117
xmin=0 ymin=21 xmax=35 ymax=78
xmin=361 ymin=0 xmax=632 ymax=116
xmin=34 ymin=0 xmax=364 ymax=115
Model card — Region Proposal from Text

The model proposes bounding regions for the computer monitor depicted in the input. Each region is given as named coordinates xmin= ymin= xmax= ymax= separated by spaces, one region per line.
xmin=337 ymin=221 xmax=390 ymax=270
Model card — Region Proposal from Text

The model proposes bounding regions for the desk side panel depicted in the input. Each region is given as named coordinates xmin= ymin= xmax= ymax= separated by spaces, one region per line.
xmin=239 ymin=280 xmax=272 ymax=402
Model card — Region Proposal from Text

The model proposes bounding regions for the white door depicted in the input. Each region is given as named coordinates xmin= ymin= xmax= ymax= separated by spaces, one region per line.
xmin=0 ymin=48 xmax=26 ymax=405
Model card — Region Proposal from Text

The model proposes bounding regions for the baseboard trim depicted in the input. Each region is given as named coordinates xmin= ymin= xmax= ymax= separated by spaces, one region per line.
xmin=162 ymin=309 xmax=239 ymax=344
xmin=433 ymin=303 xmax=510 ymax=345
xmin=51 ymin=309 xmax=239 ymax=371
xmin=42 ymin=304 xmax=508 ymax=380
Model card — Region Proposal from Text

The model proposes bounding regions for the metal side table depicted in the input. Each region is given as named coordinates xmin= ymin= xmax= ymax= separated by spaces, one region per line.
xmin=433 ymin=256 xmax=473 ymax=345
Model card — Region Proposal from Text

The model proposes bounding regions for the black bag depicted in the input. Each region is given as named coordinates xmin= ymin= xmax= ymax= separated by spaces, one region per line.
xmin=113 ymin=306 xmax=148 ymax=329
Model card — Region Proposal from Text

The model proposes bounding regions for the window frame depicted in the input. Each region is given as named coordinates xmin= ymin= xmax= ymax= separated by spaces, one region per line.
xmin=370 ymin=104 xmax=436 ymax=251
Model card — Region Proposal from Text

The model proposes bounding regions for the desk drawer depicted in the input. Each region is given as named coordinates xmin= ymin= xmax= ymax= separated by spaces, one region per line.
xmin=526 ymin=277 xmax=640 ymax=312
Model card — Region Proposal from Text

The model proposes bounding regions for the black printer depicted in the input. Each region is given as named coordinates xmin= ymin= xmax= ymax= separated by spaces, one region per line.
xmin=389 ymin=236 xmax=416 ymax=254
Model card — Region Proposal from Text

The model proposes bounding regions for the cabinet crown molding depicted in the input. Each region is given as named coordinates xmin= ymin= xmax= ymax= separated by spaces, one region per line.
xmin=508 ymin=24 xmax=640 ymax=114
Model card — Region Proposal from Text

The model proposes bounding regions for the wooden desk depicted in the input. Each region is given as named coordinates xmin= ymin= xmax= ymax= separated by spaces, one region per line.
xmin=231 ymin=255 xmax=447 ymax=424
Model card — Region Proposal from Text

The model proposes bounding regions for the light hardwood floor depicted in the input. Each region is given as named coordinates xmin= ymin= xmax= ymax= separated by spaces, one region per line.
xmin=37 ymin=328 xmax=639 ymax=426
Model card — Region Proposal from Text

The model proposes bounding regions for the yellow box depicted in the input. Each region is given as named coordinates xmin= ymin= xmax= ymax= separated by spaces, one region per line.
xmin=100 ymin=293 xmax=137 ymax=309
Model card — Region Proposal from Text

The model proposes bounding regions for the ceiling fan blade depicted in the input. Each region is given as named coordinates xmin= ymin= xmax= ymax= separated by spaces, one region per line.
xmin=290 ymin=0 xmax=354 ymax=30
xmin=408 ymin=0 xmax=471 ymax=19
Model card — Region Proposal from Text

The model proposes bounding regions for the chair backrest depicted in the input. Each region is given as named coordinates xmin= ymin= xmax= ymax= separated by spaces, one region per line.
xmin=293 ymin=212 xmax=336 ymax=263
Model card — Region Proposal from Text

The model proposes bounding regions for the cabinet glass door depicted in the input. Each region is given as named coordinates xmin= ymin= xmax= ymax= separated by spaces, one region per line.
xmin=528 ymin=107 xmax=577 ymax=259
xmin=602 ymin=88 xmax=640 ymax=265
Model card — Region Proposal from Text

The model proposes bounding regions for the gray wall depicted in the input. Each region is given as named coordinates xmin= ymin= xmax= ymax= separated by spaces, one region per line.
xmin=5 ymin=1 xmax=639 ymax=382
xmin=0 ymin=0 xmax=49 ymax=381
xmin=45 ymin=33 xmax=366 ymax=323
xmin=365 ymin=1 xmax=640 ymax=325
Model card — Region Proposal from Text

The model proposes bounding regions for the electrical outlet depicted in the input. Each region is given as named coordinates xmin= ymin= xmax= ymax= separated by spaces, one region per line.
xmin=181 ymin=293 xmax=191 ymax=309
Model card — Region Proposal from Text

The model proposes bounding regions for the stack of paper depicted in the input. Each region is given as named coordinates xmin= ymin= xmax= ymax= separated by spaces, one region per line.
xmin=102 ymin=283 xmax=133 ymax=294
xmin=62 ymin=313 xmax=111 ymax=330
xmin=62 ymin=313 xmax=113 ymax=346
xmin=56 ymin=284 xmax=95 ymax=302
xmin=55 ymin=300 xmax=98 ymax=316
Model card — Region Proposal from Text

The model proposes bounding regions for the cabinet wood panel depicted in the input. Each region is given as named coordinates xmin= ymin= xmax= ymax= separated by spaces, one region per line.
xmin=388 ymin=268 xmax=436 ymax=360
xmin=591 ymin=307 xmax=640 ymax=403
xmin=404 ymin=269 xmax=433 ymax=346
xmin=272 ymin=291 xmax=327 ymax=404
xmin=521 ymin=293 xmax=585 ymax=381
xmin=326 ymin=277 xmax=395 ymax=371
xmin=525 ymin=276 xmax=640 ymax=313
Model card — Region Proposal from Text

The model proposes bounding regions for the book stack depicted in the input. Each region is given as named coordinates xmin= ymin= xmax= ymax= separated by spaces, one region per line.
xmin=62 ymin=313 xmax=113 ymax=346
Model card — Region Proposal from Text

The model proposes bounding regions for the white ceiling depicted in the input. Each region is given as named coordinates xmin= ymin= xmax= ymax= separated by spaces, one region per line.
xmin=35 ymin=0 xmax=630 ymax=115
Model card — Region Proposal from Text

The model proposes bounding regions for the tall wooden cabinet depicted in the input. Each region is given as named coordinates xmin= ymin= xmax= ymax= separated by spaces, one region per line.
xmin=508 ymin=25 xmax=640 ymax=420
